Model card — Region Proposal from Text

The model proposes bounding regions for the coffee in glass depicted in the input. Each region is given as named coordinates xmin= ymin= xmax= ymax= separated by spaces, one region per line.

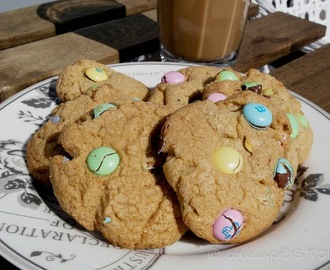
xmin=158 ymin=0 xmax=249 ymax=66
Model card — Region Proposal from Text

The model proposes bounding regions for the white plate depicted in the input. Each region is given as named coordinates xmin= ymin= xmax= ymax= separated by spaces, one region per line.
xmin=0 ymin=62 xmax=330 ymax=270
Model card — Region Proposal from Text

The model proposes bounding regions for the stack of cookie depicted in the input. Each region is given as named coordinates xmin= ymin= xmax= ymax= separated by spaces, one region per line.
xmin=26 ymin=60 xmax=313 ymax=249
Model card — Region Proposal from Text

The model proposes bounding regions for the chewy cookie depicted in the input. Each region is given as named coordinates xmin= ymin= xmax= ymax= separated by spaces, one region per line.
xmin=26 ymin=84 xmax=138 ymax=185
xmin=243 ymin=69 xmax=313 ymax=164
xmin=49 ymin=101 xmax=187 ymax=249
xmin=160 ymin=91 xmax=296 ymax=244
xmin=56 ymin=59 xmax=150 ymax=102
xmin=203 ymin=68 xmax=313 ymax=164
xmin=148 ymin=66 xmax=221 ymax=110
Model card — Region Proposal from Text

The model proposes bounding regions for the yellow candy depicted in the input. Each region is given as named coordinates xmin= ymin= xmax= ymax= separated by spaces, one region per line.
xmin=262 ymin=88 xmax=274 ymax=97
xmin=213 ymin=146 xmax=243 ymax=174
xmin=243 ymin=137 xmax=253 ymax=153
xmin=85 ymin=67 xmax=108 ymax=82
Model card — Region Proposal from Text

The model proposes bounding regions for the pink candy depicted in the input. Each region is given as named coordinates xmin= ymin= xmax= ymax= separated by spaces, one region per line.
xmin=207 ymin=92 xmax=227 ymax=102
xmin=213 ymin=209 xmax=244 ymax=241
xmin=161 ymin=71 xmax=185 ymax=84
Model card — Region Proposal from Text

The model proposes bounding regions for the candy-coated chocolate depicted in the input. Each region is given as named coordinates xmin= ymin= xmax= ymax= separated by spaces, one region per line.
xmin=93 ymin=103 xmax=117 ymax=118
xmin=87 ymin=146 xmax=120 ymax=176
xmin=296 ymin=114 xmax=309 ymax=128
xmin=207 ymin=92 xmax=227 ymax=102
xmin=241 ymin=82 xmax=262 ymax=95
xmin=50 ymin=116 xmax=60 ymax=123
xmin=243 ymin=137 xmax=253 ymax=153
xmin=243 ymin=103 xmax=272 ymax=129
xmin=161 ymin=71 xmax=185 ymax=84
xmin=62 ymin=156 xmax=70 ymax=163
xmin=103 ymin=217 xmax=112 ymax=224
xmin=273 ymin=157 xmax=293 ymax=189
xmin=286 ymin=113 xmax=299 ymax=138
xmin=213 ymin=209 xmax=244 ymax=241
xmin=213 ymin=146 xmax=243 ymax=174
xmin=214 ymin=70 xmax=239 ymax=81
xmin=262 ymin=88 xmax=274 ymax=97
xmin=85 ymin=67 xmax=108 ymax=82
xmin=85 ymin=82 xmax=101 ymax=92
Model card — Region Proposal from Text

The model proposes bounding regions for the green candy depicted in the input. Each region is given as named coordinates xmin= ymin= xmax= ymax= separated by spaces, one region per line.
xmin=215 ymin=70 xmax=239 ymax=81
xmin=296 ymin=113 xmax=310 ymax=128
xmin=93 ymin=103 xmax=117 ymax=118
xmin=286 ymin=113 xmax=299 ymax=139
xmin=241 ymin=81 xmax=260 ymax=88
xmin=241 ymin=81 xmax=262 ymax=94
xmin=87 ymin=146 xmax=120 ymax=176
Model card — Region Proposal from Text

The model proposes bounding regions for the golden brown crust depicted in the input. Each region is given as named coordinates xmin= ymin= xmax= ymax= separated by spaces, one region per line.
xmin=26 ymin=64 xmax=313 ymax=248
xmin=149 ymin=66 xmax=221 ymax=109
xmin=49 ymin=102 xmax=187 ymax=249
xmin=26 ymin=85 xmax=143 ymax=184
xmin=56 ymin=59 xmax=150 ymax=102
xmin=160 ymin=93 xmax=294 ymax=244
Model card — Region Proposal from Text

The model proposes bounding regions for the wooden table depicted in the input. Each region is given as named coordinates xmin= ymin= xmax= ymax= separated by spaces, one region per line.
xmin=0 ymin=1 xmax=329 ymax=269
xmin=0 ymin=0 xmax=329 ymax=114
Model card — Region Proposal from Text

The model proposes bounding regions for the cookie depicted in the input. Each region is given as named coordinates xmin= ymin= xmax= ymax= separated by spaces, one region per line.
xmin=49 ymin=101 xmax=187 ymax=249
xmin=148 ymin=66 xmax=221 ymax=110
xmin=160 ymin=91 xmax=296 ymax=244
xmin=203 ymin=68 xmax=313 ymax=164
xmin=202 ymin=68 xmax=245 ymax=102
xmin=243 ymin=69 xmax=313 ymax=164
xmin=56 ymin=59 xmax=150 ymax=102
xmin=26 ymin=84 xmax=138 ymax=185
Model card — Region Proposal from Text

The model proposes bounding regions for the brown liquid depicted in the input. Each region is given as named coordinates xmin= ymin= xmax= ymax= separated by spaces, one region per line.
xmin=158 ymin=0 xmax=249 ymax=62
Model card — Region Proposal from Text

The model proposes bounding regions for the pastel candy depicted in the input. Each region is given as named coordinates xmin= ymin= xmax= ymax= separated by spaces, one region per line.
xmin=286 ymin=113 xmax=299 ymax=139
xmin=262 ymin=88 xmax=274 ymax=97
xmin=207 ymin=92 xmax=227 ymax=102
xmin=161 ymin=71 xmax=185 ymax=84
xmin=296 ymin=114 xmax=309 ymax=127
xmin=213 ymin=209 xmax=244 ymax=241
xmin=87 ymin=146 xmax=120 ymax=176
xmin=215 ymin=70 xmax=239 ymax=81
xmin=86 ymin=82 xmax=101 ymax=92
xmin=103 ymin=217 xmax=112 ymax=224
xmin=273 ymin=158 xmax=294 ymax=189
xmin=85 ymin=67 xmax=108 ymax=82
xmin=213 ymin=146 xmax=243 ymax=174
xmin=93 ymin=103 xmax=117 ymax=118
xmin=243 ymin=103 xmax=272 ymax=129
xmin=241 ymin=82 xmax=262 ymax=95
xmin=50 ymin=116 xmax=60 ymax=123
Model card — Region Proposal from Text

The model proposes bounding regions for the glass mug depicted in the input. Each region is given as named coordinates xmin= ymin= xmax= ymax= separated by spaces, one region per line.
xmin=157 ymin=0 xmax=249 ymax=66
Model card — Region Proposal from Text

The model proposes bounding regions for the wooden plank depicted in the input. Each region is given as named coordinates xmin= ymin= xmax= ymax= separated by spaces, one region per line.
xmin=0 ymin=11 xmax=326 ymax=103
xmin=0 ymin=0 xmax=157 ymax=50
xmin=75 ymin=14 xmax=158 ymax=62
xmin=143 ymin=10 xmax=325 ymax=72
xmin=248 ymin=3 xmax=260 ymax=18
xmin=234 ymin=12 xmax=326 ymax=72
xmin=117 ymin=0 xmax=156 ymax=16
xmin=37 ymin=0 xmax=125 ymax=34
xmin=270 ymin=43 xmax=330 ymax=113
xmin=0 ymin=33 xmax=119 ymax=103
xmin=0 ymin=13 xmax=158 ymax=102
xmin=0 ymin=5 xmax=55 ymax=50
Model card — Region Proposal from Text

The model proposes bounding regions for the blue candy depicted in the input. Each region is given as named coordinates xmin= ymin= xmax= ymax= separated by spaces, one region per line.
xmin=273 ymin=157 xmax=294 ymax=189
xmin=243 ymin=103 xmax=272 ymax=129
xmin=50 ymin=116 xmax=60 ymax=123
